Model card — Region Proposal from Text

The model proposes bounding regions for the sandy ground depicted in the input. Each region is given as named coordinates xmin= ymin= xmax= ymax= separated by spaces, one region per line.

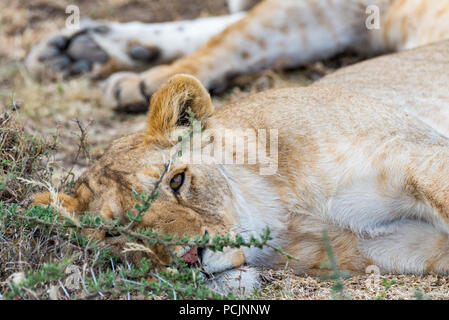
xmin=1 ymin=0 xmax=448 ymax=300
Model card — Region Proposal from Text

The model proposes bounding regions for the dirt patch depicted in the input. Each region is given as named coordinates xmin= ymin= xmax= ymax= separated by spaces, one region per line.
xmin=258 ymin=269 xmax=449 ymax=300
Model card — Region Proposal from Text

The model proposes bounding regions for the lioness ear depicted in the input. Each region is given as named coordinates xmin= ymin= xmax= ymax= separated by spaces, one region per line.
xmin=33 ymin=192 xmax=81 ymax=214
xmin=146 ymin=74 xmax=214 ymax=142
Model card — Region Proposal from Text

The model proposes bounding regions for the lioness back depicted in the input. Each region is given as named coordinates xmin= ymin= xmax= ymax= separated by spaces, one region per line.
xmin=314 ymin=40 xmax=449 ymax=137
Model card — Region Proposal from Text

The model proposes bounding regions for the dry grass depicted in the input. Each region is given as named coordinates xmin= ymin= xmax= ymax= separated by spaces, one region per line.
xmin=1 ymin=0 xmax=447 ymax=300
xmin=254 ymin=269 xmax=449 ymax=300
xmin=0 ymin=108 xmax=55 ymax=204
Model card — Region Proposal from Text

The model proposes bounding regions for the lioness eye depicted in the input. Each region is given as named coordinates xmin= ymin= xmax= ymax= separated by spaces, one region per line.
xmin=170 ymin=172 xmax=185 ymax=192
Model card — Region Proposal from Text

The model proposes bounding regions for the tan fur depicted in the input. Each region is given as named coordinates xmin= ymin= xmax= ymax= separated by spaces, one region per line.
xmin=146 ymin=75 xmax=214 ymax=145
xmin=34 ymin=40 xmax=449 ymax=292
xmin=33 ymin=192 xmax=82 ymax=214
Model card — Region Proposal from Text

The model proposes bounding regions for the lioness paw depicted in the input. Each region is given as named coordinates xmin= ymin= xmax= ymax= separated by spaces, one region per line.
xmin=25 ymin=20 xmax=161 ymax=79
xmin=101 ymin=65 xmax=175 ymax=112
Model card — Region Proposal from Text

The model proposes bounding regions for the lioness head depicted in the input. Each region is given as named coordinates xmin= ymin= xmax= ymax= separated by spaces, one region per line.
xmin=34 ymin=74 xmax=285 ymax=277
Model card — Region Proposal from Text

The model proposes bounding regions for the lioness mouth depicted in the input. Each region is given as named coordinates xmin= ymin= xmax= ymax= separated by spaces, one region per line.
xmin=181 ymin=246 xmax=201 ymax=266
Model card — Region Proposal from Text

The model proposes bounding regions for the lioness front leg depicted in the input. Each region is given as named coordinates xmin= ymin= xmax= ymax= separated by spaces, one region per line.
xmin=406 ymin=146 xmax=449 ymax=229
xmin=350 ymin=143 xmax=449 ymax=274
xmin=26 ymin=14 xmax=245 ymax=79
xmin=359 ymin=220 xmax=449 ymax=274
xmin=102 ymin=0 xmax=373 ymax=111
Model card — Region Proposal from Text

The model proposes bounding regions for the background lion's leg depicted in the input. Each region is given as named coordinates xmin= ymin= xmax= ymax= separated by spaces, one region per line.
xmin=101 ymin=0 xmax=375 ymax=111
xmin=227 ymin=0 xmax=262 ymax=13
xmin=366 ymin=0 xmax=449 ymax=53
xmin=25 ymin=13 xmax=246 ymax=80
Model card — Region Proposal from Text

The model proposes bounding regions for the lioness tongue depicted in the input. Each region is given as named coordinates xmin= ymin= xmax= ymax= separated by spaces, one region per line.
xmin=182 ymin=246 xmax=199 ymax=265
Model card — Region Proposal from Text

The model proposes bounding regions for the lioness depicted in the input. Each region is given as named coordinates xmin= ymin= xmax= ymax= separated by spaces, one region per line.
xmin=34 ymin=40 xmax=449 ymax=292
xmin=26 ymin=0 xmax=449 ymax=111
